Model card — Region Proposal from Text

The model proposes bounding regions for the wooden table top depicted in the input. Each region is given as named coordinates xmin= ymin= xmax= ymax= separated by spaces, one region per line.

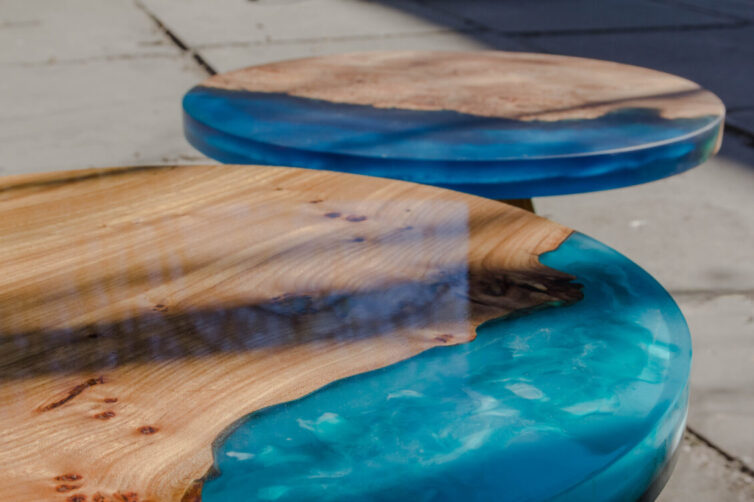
xmin=183 ymin=50 xmax=724 ymax=198
xmin=0 ymin=165 xmax=690 ymax=501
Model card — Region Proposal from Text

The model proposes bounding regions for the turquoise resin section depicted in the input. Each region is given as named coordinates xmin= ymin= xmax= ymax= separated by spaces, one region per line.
xmin=201 ymin=233 xmax=691 ymax=501
xmin=183 ymin=87 xmax=721 ymax=198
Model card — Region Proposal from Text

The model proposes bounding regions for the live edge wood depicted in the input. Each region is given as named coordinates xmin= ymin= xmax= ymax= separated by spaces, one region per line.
xmin=0 ymin=165 xmax=581 ymax=501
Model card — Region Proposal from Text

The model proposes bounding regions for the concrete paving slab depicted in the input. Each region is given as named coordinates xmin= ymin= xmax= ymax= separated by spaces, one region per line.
xmin=0 ymin=56 xmax=209 ymax=175
xmin=658 ymin=432 xmax=754 ymax=502
xmin=139 ymin=0 xmax=468 ymax=49
xmin=417 ymin=0 xmax=735 ymax=33
xmin=534 ymin=134 xmax=754 ymax=293
xmin=676 ymin=293 xmax=754 ymax=469
xmin=0 ymin=0 xmax=176 ymax=65
xmin=728 ymin=110 xmax=754 ymax=137
xmin=198 ymin=31 xmax=526 ymax=73
xmin=524 ymin=26 xmax=754 ymax=110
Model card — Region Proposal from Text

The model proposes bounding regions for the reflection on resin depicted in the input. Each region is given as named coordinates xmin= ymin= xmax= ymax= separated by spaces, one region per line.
xmin=183 ymin=87 xmax=722 ymax=198
xmin=0 ymin=165 xmax=689 ymax=501
xmin=0 ymin=199 xmax=577 ymax=379
xmin=202 ymin=233 xmax=691 ymax=502
xmin=0 ymin=167 xmax=584 ymax=502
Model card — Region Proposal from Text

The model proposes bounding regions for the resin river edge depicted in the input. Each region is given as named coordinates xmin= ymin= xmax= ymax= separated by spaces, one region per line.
xmin=186 ymin=233 xmax=691 ymax=502
xmin=183 ymin=87 xmax=722 ymax=199
xmin=0 ymin=164 xmax=584 ymax=501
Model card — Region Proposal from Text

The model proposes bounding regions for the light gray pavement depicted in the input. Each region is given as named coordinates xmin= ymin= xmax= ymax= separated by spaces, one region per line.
xmin=0 ymin=0 xmax=209 ymax=174
xmin=195 ymin=28 xmax=527 ymax=74
xmin=138 ymin=0 xmax=473 ymax=47
xmin=1 ymin=0 xmax=752 ymax=499
xmin=660 ymin=431 xmax=754 ymax=502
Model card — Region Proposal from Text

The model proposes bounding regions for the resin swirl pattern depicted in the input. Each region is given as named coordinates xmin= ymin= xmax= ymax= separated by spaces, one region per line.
xmin=203 ymin=233 xmax=690 ymax=502
xmin=183 ymin=51 xmax=725 ymax=198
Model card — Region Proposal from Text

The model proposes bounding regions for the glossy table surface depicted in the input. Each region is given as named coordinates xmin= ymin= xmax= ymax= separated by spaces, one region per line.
xmin=183 ymin=51 xmax=724 ymax=198
xmin=0 ymin=165 xmax=689 ymax=501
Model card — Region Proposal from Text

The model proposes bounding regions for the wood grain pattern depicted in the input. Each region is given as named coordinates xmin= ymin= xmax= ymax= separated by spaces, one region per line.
xmin=203 ymin=50 xmax=724 ymax=121
xmin=0 ymin=165 xmax=581 ymax=501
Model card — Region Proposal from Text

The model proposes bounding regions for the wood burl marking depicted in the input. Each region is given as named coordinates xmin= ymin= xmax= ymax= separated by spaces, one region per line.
xmin=0 ymin=164 xmax=581 ymax=501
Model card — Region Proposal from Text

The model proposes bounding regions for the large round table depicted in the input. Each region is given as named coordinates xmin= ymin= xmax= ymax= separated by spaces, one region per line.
xmin=0 ymin=165 xmax=689 ymax=501
xmin=183 ymin=51 xmax=724 ymax=199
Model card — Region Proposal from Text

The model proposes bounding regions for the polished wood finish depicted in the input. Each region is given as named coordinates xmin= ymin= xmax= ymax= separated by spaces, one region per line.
xmin=204 ymin=51 xmax=724 ymax=123
xmin=0 ymin=165 xmax=580 ymax=501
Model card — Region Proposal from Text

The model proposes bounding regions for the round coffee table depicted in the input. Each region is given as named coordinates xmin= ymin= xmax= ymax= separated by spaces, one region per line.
xmin=0 ymin=165 xmax=689 ymax=501
xmin=183 ymin=51 xmax=724 ymax=201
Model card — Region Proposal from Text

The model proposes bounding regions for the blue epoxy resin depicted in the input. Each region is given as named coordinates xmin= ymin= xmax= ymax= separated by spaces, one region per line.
xmin=182 ymin=51 xmax=724 ymax=198
xmin=201 ymin=233 xmax=691 ymax=501
xmin=183 ymin=90 xmax=721 ymax=198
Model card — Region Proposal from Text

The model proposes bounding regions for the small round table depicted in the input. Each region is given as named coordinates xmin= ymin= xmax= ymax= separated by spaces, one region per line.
xmin=0 ymin=165 xmax=689 ymax=501
xmin=183 ymin=51 xmax=724 ymax=201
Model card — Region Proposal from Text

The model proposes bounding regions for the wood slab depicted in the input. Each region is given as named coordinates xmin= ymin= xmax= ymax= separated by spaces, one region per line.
xmin=183 ymin=51 xmax=724 ymax=199
xmin=202 ymin=51 xmax=724 ymax=121
xmin=0 ymin=165 xmax=581 ymax=501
